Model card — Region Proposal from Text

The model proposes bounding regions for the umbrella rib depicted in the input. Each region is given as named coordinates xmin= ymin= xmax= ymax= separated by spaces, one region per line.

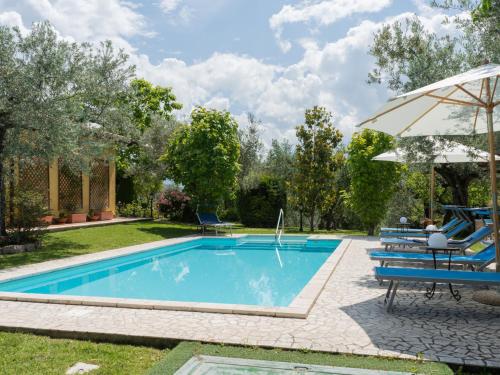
xmin=425 ymin=93 xmax=483 ymax=107
xmin=455 ymin=84 xmax=487 ymax=106
xmin=492 ymin=76 xmax=498 ymax=103
xmin=396 ymin=101 xmax=442 ymax=137
xmin=397 ymin=87 xmax=460 ymax=136
xmin=358 ymin=91 xmax=432 ymax=126
xmin=473 ymin=79 xmax=485 ymax=132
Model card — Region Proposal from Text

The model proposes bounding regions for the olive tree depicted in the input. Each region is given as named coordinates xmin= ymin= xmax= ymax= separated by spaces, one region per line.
xmin=0 ymin=22 xmax=134 ymax=235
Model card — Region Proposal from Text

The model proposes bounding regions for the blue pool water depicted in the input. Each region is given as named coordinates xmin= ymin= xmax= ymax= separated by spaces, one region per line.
xmin=0 ymin=236 xmax=340 ymax=307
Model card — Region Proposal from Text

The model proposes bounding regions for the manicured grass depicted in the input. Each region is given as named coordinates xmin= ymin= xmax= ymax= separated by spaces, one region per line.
xmin=0 ymin=331 xmax=166 ymax=375
xmin=0 ymin=221 xmax=365 ymax=270
xmin=147 ymin=341 xmax=453 ymax=375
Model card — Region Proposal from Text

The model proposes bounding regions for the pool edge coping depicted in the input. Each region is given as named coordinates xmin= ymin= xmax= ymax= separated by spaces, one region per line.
xmin=0 ymin=234 xmax=352 ymax=319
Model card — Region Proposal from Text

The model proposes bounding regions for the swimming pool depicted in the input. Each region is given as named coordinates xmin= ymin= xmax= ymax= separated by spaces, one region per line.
xmin=0 ymin=235 xmax=347 ymax=317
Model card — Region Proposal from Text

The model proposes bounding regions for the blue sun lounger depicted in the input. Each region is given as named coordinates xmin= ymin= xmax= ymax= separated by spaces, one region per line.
xmin=371 ymin=242 xmax=495 ymax=271
xmin=380 ymin=217 xmax=461 ymax=238
xmin=196 ymin=212 xmax=233 ymax=236
xmin=380 ymin=220 xmax=476 ymax=250
xmin=375 ymin=267 xmax=500 ymax=311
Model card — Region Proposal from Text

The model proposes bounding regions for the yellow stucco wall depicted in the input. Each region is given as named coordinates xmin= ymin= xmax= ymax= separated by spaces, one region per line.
xmin=46 ymin=159 xmax=115 ymax=216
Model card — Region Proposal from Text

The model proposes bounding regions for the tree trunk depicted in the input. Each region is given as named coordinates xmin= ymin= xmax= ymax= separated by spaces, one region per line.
xmin=299 ymin=209 xmax=303 ymax=232
xmin=309 ymin=207 xmax=315 ymax=232
xmin=0 ymin=127 xmax=6 ymax=236
xmin=367 ymin=225 xmax=375 ymax=236
xmin=150 ymin=195 xmax=154 ymax=218
xmin=435 ymin=165 xmax=478 ymax=206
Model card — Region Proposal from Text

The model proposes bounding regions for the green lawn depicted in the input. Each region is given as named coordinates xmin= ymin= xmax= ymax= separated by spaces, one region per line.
xmin=0 ymin=221 xmax=365 ymax=270
xmin=0 ymin=334 xmax=453 ymax=375
xmin=148 ymin=341 xmax=453 ymax=375
xmin=0 ymin=331 xmax=166 ymax=375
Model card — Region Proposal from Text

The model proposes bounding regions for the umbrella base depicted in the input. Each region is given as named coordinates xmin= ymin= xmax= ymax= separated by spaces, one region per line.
xmin=473 ymin=289 xmax=500 ymax=306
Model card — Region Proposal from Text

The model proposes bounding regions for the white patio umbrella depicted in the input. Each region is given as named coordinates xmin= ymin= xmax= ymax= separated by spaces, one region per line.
xmin=358 ymin=63 xmax=500 ymax=271
xmin=373 ymin=141 xmax=500 ymax=221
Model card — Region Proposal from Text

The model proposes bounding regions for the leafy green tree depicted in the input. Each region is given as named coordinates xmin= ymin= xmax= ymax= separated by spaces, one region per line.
xmin=368 ymin=15 xmax=490 ymax=206
xmin=346 ymin=129 xmax=400 ymax=235
xmin=116 ymin=79 xmax=182 ymax=211
xmin=265 ymin=139 xmax=295 ymax=183
xmin=0 ymin=22 xmax=134 ymax=235
xmin=238 ymin=113 xmax=264 ymax=190
xmin=293 ymin=106 xmax=343 ymax=232
xmin=164 ymin=107 xmax=240 ymax=209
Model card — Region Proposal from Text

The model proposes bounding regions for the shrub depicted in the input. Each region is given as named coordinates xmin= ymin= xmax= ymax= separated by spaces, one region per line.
xmin=117 ymin=201 xmax=158 ymax=218
xmin=238 ymin=176 xmax=286 ymax=227
xmin=6 ymin=190 xmax=49 ymax=245
xmin=158 ymin=188 xmax=194 ymax=222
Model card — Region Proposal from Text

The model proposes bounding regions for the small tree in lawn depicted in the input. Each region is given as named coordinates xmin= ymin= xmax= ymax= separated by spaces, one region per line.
xmin=293 ymin=106 xmax=343 ymax=232
xmin=164 ymin=107 xmax=240 ymax=210
xmin=345 ymin=129 xmax=400 ymax=235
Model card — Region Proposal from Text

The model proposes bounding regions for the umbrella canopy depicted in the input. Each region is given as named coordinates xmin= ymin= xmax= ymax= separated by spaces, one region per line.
xmin=373 ymin=141 xmax=500 ymax=163
xmin=358 ymin=63 xmax=500 ymax=271
xmin=360 ymin=64 xmax=499 ymax=137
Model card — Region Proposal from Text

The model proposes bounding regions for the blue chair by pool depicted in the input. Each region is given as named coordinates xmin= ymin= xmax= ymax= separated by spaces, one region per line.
xmin=375 ymin=267 xmax=500 ymax=311
xmin=371 ymin=242 xmax=495 ymax=271
xmin=380 ymin=217 xmax=461 ymax=238
xmin=380 ymin=219 xmax=476 ymax=251
xmin=196 ymin=212 xmax=233 ymax=236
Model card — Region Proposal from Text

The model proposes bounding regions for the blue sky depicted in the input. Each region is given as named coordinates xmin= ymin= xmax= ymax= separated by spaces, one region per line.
xmin=0 ymin=0 xmax=461 ymax=146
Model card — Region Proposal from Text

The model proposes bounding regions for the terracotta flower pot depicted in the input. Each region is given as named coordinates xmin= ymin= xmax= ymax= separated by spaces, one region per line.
xmin=99 ymin=211 xmax=113 ymax=221
xmin=40 ymin=215 xmax=54 ymax=224
xmin=56 ymin=217 xmax=68 ymax=224
xmin=68 ymin=213 xmax=87 ymax=224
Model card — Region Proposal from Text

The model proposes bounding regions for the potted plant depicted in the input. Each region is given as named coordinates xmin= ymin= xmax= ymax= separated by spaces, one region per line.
xmin=69 ymin=210 xmax=87 ymax=223
xmin=95 ymin=204 xmax=113 ymax=220
xmin=99 ymin=210 xmax=113 ymax=221
xmin=56 ymin=211 xmax=68 ymax=224
xmin=88 ymin=209 xmax=100 ymax=221
xmin=40 ymin=211 xmax=54 ymax=224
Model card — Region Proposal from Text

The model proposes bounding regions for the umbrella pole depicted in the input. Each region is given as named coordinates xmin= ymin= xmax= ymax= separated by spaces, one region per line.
xmin=485 ymin=78 xmax=500 ymax=272
xmin=430 ymin=165 xmax=435 ymax=222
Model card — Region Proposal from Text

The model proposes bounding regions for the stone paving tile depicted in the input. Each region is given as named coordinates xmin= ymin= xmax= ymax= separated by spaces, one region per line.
xmin=0 ymin=236 xmax=499 ymax=367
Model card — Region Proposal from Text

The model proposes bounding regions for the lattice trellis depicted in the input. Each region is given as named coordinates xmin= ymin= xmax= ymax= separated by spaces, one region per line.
xmin=19 ymin=159 xmax=50 ymax=208
xmin=58 ymin=160 xmax=82 ymax=211
xmin=90 ymin=160 xmax=109 ymax=210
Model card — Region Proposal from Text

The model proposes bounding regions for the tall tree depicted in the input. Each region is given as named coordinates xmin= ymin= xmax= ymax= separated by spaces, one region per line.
xmin=265 ymin=139 xmax=295 ymax=183
xmin=346 ymin=129 xmax=400 ymax=235
xmin=293 ymin=106 xmax=343 ymax=232
xmin=368 ymin=15 xmax=490 ymax=206
xmin=0 ymin=22 xmax=134 ymax=235
xmin=164 ymin=107 xmax=240 ymax=209
xmin=117 ymin=78 xmax=182 ymax=208
xmin=238 ymin=113 xmax=264 ymax=190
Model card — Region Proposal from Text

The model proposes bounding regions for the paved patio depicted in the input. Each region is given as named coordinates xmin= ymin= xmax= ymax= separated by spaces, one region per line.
xmin=0 ymin=237 xmax=499 ymax=368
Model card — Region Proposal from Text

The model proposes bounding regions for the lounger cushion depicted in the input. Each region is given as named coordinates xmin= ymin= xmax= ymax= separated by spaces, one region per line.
xmin=375 ymin=267 xmax=500 ymax=285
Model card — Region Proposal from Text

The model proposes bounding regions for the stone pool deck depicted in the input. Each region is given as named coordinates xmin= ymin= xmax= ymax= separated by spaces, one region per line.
xmin=0 ymin=236 xmax=499 ymax=368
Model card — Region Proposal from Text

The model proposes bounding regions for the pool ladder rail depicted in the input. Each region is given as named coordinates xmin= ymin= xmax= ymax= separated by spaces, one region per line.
xmin=275 ymin=208 xmax=284 ymax=244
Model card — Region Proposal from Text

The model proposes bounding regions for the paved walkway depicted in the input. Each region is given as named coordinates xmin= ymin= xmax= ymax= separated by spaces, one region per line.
xmin=0 ymin=237 xmax=499 ymax=368
xmin=47 ymin=217 xmax=149 ymax=231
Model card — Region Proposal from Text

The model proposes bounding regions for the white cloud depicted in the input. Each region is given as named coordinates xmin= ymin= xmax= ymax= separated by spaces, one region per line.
xmin=0 ymin=1 xmax=463 ymax=147
xmin=158 ymin=0 xmax=193 ymax=26
xmin=269 ymin=0 xmax=392 ymax=52
xmin=23 ymin=0 xmax=152 ymax=52
xmin=159 ymin=0 xmax=182 ymax=14
xmin=0 ymin=11 xmax=29 ymax=35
